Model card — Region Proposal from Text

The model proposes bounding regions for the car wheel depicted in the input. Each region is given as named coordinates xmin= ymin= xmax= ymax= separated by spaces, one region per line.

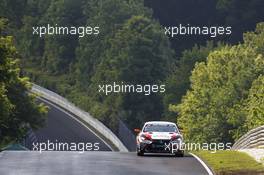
xmin=137 ymin=147 xmax=144 ymax=156
xmin=174 ymin=151 xmax=184 ymax=157
xmin=137 ymin=151 xmax=144 ymax=156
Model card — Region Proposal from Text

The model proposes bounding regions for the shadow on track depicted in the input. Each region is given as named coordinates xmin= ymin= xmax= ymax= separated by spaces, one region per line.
xmin=137 ymin=152 xmax=193 ymax=158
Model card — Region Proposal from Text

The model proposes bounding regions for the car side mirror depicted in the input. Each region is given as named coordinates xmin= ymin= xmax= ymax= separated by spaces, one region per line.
xmin=134 ymin=128 xmax=141 ymax=134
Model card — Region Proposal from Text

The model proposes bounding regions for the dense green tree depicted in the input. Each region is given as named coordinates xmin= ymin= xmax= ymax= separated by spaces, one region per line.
xmin=0 ymin=21 xmax=47 ymax=148
xmin=0 ymin=0 xmax=27 ymax=28
xmin=172 ymin=23 xmax=264 ymax=143
xmin=16 ymin=16 xmax=45 ymax=63
xmin=88 ymin=15 xmax=173 ymax=129
xmin=245 ymin=75 xmax=264 ymax=129
xmin=41 ymin=0 xmax=84 ymax=74
xmin=75 ymin=0 xmax=151 ymax=88
xmin=2 ymin=0 xmax=264 ymax=139
xmin=0 ymin=0 xmax=51 ymax=62
xmin=242 ymin=23 xmax=264 ymax=130
xmin=217 ymin=0 xmax=264 ymax=43
xmin=163 ymin=42 xmax=224 ymax=121
xmin=145 ymin=0 xmax=264 ymax=53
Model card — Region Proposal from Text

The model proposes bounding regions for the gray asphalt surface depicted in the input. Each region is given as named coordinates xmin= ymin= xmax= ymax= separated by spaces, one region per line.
xmin=33 ymin=98 xmax=111 ymax=151
xmin=0 ymin=98 xmax=209 ymax=175
xmin=0 ymin=151 xmax=208 ymax=175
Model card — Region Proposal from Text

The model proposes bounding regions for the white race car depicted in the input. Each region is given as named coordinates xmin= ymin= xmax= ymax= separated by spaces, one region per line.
xmin=135 ymin=121 xmax=184 ymax=156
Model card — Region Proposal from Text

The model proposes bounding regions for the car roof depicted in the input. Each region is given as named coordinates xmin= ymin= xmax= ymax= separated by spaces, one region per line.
xmin=144 ymin=121 xmax=176 ymax=125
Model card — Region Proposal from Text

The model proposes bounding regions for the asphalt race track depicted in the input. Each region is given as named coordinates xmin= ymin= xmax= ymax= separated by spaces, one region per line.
xmin=34 ymin=98 xmax=112 ymax=151
xmin=0 ymin=151 xmax=208 ymax=175
xmin=0 ymin=98 xmax=209 ymax=175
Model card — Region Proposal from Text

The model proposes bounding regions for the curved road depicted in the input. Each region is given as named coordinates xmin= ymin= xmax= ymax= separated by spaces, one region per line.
xmin=33 ymin=98 xmax=112 ymax=151
xmin=0 ymin=97 xmax=210 ymax=175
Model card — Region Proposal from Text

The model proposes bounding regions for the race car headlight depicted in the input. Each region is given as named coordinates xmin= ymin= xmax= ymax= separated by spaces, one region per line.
xmin=171 ymin=135 xmax=183 ymax=143
xmin=176 ymin=138 xmax=182 ymax=143
xmin=139 ymin=135 xmax=145 ymax=141
xmin=139 ymin=133 xmax=152 ymax=142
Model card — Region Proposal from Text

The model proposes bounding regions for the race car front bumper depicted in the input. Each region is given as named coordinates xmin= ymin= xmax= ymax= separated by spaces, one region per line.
xmin=138 ymin=139 xmax=183 ymax=153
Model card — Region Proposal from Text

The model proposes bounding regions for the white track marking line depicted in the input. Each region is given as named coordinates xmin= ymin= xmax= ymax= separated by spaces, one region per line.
xmin=39 ymin=97 xmax=114 ymax=151
xmin=189 ymin=153 xmax=214 ymax=175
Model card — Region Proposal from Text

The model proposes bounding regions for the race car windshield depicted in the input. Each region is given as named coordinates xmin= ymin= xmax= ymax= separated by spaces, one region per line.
xmin=143 ymin=124 xmax=177 ymax=132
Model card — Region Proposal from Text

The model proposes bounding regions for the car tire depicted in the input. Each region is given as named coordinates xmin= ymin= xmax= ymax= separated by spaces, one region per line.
xmin=174 ymin=151 xmax=184 ymax=157
xmin=137 ymin=147 xmax=144 ymax=156
xmin=137 ymin=151 xmax=144 ymax=156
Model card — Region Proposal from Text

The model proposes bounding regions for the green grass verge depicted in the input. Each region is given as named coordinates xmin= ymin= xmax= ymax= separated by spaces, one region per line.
xmin=193 ymin=150 xmax=264 ymax=175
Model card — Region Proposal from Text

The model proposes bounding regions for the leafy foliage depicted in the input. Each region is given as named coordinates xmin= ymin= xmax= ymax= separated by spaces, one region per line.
xmin=0 ymin=20 xmax=47 ymax=147
xmin=75 ymin=0 xmax=150 ymax=87
xmin=245 ymin=75 xmax=264 ymax=129
xmin=173 ymin=23 xmax=264 ymax=143
xmin=88 ymin=15 xmax=173 ymax=129
xmin=164 ymin=41 xmax=224 ymax=121
xmin=1 ymin=0 xmax=264 ymax=142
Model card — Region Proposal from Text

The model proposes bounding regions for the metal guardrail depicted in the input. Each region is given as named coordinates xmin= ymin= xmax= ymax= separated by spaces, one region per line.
xmin=232 ymin=125 xmax=264 ymax=149
xmin=31 ymin=84 xmax=128 ymax=152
